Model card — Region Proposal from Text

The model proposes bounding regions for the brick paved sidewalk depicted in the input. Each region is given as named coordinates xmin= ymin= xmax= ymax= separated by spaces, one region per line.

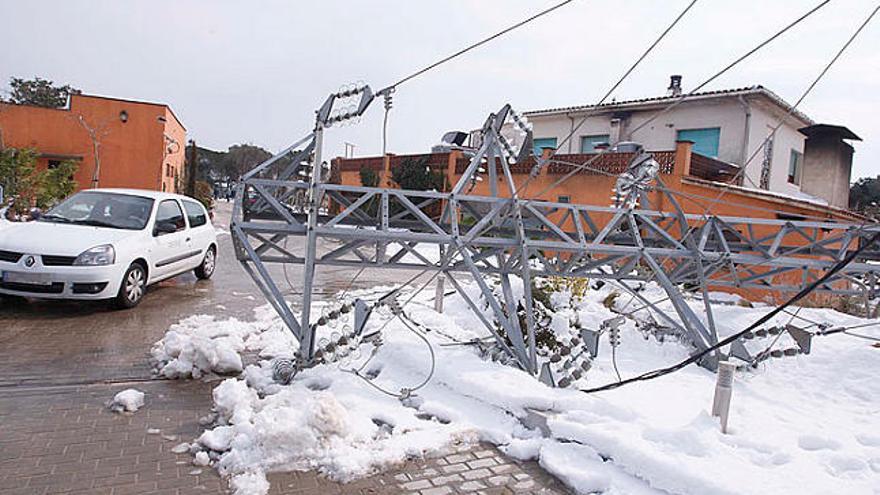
xmin=0 ymin=379 xmax=570 ymax=495
xmin=266 ymin=447 xmax=571 ymax=495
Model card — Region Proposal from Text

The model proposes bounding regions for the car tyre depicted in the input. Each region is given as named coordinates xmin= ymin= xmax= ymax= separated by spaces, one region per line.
xmin=115 ymin=262 xmax=147 ymax=309
xmin=195 ymin=246 xmax=216 ymax=280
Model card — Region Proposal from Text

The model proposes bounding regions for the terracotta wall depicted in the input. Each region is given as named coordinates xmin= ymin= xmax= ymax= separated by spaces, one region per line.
xmin=331 ymin=143 xmax=862 ymax=304
xmin=331 ymin=142 xmax=855 ymax=224
xmin=161 ymin=106 xmax=187 ymax=193
xmin=0 ymin=94 xmax=186 ymax=193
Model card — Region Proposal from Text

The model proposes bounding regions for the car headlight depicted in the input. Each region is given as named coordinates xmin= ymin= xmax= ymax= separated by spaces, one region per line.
xmin=74 ymin=244 xmax=116 ymax=266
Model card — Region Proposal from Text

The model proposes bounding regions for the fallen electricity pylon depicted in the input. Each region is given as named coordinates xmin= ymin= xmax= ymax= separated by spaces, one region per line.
xmin=231 ymin=84 xmax=880 ymax=383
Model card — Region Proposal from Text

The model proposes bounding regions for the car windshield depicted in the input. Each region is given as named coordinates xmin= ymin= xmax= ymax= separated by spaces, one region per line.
xmin=40 ymin=192 xmax=155 ymax=230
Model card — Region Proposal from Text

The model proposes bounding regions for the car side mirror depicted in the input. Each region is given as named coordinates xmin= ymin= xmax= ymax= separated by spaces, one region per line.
xmin=153 ymin=221 xmax=177 ymax=236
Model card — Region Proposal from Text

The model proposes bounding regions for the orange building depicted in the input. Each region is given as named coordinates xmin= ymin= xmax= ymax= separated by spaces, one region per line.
xmin=0 ymin=93 xmax=186 ymax=193
xmin=331 ymin=141 xmax=860 ymax=224
xmin=332 ymin=142 xmax=864 ymax=304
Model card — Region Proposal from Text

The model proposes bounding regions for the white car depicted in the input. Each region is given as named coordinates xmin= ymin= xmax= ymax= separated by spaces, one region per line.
xmin=0 ymin=189 xmax=217 ymax=308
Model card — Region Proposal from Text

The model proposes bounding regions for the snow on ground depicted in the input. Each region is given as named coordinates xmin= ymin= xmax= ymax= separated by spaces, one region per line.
xmin=109 ymin=388 xmax=145 ymax=413
xmin=153 ymin=280 xmax=880 ymax=495
xmin=151 ymin=305 xmax=295 ymax=379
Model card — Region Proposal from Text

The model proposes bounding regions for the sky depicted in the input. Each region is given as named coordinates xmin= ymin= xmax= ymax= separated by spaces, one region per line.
xmin=1 ymin=0 xmax=878 ymax=180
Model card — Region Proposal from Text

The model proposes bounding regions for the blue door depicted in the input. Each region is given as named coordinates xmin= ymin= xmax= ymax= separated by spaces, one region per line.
xmin=677 ymin=128 xmax=720 ymax=158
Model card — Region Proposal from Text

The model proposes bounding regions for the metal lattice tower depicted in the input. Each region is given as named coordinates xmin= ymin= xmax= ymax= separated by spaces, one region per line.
xmin=231 ymin=85 xmax=880 ymax=378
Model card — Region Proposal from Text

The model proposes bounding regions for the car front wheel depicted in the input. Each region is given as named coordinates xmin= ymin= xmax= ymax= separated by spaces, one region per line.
xmin=195 ymin=246 xmax=216 ymax=280
xmin=115 ymin=263 xmax=147 ymax=309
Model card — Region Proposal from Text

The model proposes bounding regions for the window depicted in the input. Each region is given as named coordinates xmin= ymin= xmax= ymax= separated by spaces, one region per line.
xmin=580 ymin=134 xmax=610 ymax=153
xmin=155 ymin=200 xmax=186 ymax=232
xmin=676 ymin=127 xmax=721 ymax=158
xmin=183 ymin=200 xmax=208 ymax=228
xmin=40 ymin=191 xmax=154 ymax=230
xmin=48 ymin=159 xmax=62 ymax=169
xmin=788 ymin=149 xmax=803 ymax=185
xmin=533 ymin=137 xmax=557 ymax=156
xmin=557 ymin=195 xmax=571 ymax=204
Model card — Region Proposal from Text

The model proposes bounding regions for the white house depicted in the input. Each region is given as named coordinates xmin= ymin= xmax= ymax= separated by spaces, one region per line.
xmin=514 ymin=76 xmax=860 ymax=209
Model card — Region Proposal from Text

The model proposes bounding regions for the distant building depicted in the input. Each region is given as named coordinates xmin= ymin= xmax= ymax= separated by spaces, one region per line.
xmin=515 ymin=76 xmax=861 ymax=209
xmin=0 ymin=93 xmax=186 ymax=193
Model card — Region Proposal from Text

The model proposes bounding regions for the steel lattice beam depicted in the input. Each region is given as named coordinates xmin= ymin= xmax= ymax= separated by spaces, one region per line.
xmin=232 ymin=90 xmax=880 ymax=374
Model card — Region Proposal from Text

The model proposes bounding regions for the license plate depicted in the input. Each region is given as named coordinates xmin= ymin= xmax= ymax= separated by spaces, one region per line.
xmin=2 ymin=271 xmax=52 ymax=285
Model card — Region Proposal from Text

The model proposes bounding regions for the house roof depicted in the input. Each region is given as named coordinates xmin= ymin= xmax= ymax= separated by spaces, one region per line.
xmin=798 ymin=124 xmax=861 ymax=141
xmin=523 ymin=85 xmax=814 ymax=126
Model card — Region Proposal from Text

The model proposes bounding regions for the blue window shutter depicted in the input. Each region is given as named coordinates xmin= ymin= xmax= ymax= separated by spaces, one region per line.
xmin=580 ymin=134 xmax=610 ymax=153
xmin=676 ymin=128 xmax=720 ymax=158
xmin=533 ymin=137 xmax=557 ymax=156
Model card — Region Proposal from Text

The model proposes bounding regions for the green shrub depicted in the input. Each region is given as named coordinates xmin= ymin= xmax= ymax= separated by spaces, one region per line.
xmin=0 ymin=147 xmax=78 ymax=216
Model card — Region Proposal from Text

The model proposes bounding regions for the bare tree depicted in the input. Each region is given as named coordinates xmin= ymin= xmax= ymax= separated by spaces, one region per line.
xmin=74 ymin=115 xmax=111 ymax=189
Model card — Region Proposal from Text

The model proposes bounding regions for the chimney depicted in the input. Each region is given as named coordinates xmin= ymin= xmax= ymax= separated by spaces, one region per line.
xmin=667 ymin=75 xmax=682 ymax=97
xmin=798 ymin=124 xmax=861 ymax=209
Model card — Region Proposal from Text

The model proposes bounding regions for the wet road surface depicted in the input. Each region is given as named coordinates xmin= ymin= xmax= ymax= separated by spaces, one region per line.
xmin=0 ymin=201 xmax=423 ymax=388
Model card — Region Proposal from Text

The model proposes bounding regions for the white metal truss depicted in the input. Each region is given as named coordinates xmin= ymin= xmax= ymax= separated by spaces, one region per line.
xmin=231 ymin=86 xmax=880 ymax=376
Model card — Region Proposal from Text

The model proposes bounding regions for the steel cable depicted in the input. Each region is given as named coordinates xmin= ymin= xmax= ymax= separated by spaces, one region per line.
xmin=578 ymin=232 xmax=880 ymax=394
xmin=379 ymin=0 xmax=578 ymax=93
xmin=518 ymin=0 xmax=832 ymax=202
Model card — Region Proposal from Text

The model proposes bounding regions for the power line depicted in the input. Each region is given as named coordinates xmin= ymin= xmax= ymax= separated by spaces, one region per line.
xmin=523 ymin=0 xmax=832 ymax=201
xmin=350 ymin=0 xmax=704 ymax=332
xmin=376 ymin=0 xmax=581 ymax=161
xmin=515 ymin=1 xmax=864 ymax=365
xmin=509 ymin=0 xmax=701 ymax=198
xmin=381 ymin=0 xmax=578 ymax=93
xmin=693 ymin=3 xmax=880 ymax=218
xmin=549 ymin=0 xmax=700 ymax=158
xmin=326 ymin=1 xmax=858 ymax=387
xmin=578 ymin=232 xmax=880 ymax=394
xmin=841 ymin=330 xmax=880 ymax=343
xmin=833 ymin=320 xmax=880 ymax=332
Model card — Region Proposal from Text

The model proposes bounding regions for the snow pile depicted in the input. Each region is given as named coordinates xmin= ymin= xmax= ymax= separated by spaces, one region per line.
xmin=163 ymin=281 xmax=880 ymax=495
xmin=109 ymin=388 xmax=145 ymax=413
xmin=151 ymin=305 xmax=295 ymax=379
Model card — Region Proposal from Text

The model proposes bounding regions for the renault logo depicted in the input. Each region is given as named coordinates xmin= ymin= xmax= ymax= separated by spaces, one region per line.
xmin=24 ymin=256 xmax=36 ymax=267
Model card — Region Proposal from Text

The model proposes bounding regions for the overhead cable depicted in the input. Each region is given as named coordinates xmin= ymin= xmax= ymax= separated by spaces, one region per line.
xmin=380 ymin=0 xmax=578 ymax=93
xmin=522 ymin=0 xmax=832 ymax=201
xmin=578 ymin=232 xmax=880 ymax=394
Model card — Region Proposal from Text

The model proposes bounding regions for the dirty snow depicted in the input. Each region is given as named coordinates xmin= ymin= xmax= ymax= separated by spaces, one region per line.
xmin=193 ymin=451 xmax=211 ymax=466
xmin=151 ymin=305 xmax=295 ymax=379
xmin=109 ymin=388 xmax=145 ymax=413
xmin=158 ymin=280 xmax=880 ymax=495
